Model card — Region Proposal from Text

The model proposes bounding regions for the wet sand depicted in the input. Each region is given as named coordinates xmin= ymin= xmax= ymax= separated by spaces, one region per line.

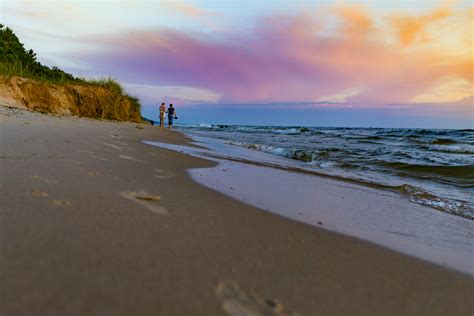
xmin=0 ymin=106 xmax=473 ymax=316
xmin=145 ymin=138 xmax=474 ymax=275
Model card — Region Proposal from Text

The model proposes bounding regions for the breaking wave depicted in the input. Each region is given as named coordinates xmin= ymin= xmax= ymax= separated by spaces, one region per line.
xmin=179 ymin=124 xmax=474 ymax=220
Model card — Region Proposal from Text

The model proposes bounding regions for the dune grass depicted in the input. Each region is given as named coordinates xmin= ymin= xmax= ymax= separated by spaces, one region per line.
xmin=82 ymin=77 xmax=124 ymax=93
xmin=82 ymin=77 xmax=141 ymax=116
xmin=0 ymin=60 xmax=79 ymax=84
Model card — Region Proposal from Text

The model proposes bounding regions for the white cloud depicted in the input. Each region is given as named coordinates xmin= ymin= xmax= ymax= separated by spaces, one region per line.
xmin=410 ymin=76 xmax=473 ymax=103
xmin=318 ymin=87 xmax=365 ymax=103
xmin=124 ymin=83 xmax=221 ymax=105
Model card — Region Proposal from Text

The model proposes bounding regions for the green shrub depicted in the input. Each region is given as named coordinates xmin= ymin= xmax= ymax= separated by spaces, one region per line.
xmin=0 ymin=24 xmax=79 ymax=83
xmin=0 ymin=24 xmax=141 ymax=116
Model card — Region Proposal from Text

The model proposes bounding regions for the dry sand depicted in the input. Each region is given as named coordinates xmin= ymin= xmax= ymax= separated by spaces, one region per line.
xmin=0 ymin=106 xmax=473 ymax=316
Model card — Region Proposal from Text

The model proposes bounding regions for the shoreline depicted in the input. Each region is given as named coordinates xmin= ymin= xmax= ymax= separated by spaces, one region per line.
xmin=1 ymin=106 xmax=473 ymax=315
xmin=173 ymin=127 xmax=473 ymax=221
xmin=145 ymin=136 xmax=474 ymax=275
xmin=170 ymin=132 xmax=473 ymax=221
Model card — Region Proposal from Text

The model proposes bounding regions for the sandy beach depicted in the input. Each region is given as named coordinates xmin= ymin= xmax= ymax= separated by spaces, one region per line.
xmin=1 ymin=106 xmax=473 ymax=316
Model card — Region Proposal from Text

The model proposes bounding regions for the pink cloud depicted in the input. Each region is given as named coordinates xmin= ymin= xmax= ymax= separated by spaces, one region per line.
xmin=74 ymin=5 xmax=472 ymax=107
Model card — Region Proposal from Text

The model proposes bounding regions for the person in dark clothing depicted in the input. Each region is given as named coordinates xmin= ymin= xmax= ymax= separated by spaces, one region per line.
xmin=167 ymin=104 xmax=177 ymax=129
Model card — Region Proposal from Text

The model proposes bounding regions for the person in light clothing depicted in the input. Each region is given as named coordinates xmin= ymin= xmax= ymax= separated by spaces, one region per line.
xmin=159 ymin=102 xmax=166 ymax=127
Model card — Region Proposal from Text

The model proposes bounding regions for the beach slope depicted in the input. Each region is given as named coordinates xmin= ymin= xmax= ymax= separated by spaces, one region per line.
xmin=0 ymin=106 xmax=473 ymax=316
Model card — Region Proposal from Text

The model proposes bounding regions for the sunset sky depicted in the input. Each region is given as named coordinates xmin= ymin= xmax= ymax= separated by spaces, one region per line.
xmin=2 ymin=0 xmax=473 ymax=127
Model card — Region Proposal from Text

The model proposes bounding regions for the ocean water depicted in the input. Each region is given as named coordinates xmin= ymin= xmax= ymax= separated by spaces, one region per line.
xmin=176 ymin=124 xmax=474 ymax=220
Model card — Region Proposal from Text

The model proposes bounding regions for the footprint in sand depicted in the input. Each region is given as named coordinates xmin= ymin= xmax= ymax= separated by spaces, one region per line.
xmin=30 ymin=175 xmax=58 ymax=184
xmin=154 ymin=169 xmax=176 ymax=180
xmin=71 ymin=164 xmax=102 ymax=176
xmin=90 ymin=154 xmax=108 ymax=161
xmin=51 ymin=200 xmax=71 ymax=207
xmin=215 ymin=281 xmax=299 ymax=316
xmin=31 ymin=189 xmax=48 ymax=198
xmin=114 ymin=140 xmax=129 ymax=147
xmin=73 ymin=166 xmax=86 ymax=172
xmin=148 ymin=152 xmax=165 ymax=158
xmin=65 ymin=159 xmax=83 ymax=165
xmin=77 ymin=149 xmax=95 ymax=154
xmin=103 ymin=142 xmax=134 ymax=152
xmin=120 ymin=190 xmax=169 ymax=215
xmin=119 ymin=155 xmax=147 ymax=163
xmin=108 ymin=133 xmax=123 ymax=139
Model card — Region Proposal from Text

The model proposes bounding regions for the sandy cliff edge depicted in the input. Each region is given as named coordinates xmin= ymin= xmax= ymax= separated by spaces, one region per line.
xmin=0 ymin=76 xmax=141 ymax=122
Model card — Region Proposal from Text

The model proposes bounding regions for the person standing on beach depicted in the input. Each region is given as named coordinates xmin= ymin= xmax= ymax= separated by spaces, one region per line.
xmin=159 ymin=102 xmax=166 ymax=127
xmin=167 ymin=104 xmax=177 ymax=129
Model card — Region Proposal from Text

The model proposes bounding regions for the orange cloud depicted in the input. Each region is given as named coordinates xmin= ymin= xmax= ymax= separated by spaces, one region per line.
xmin=391 ymin=7 xmax=452 ymax=46
xmin=336 ymin=5 xmax=373 ymax=37
xmin=411 ymin=76 xmax=473 ymax=103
